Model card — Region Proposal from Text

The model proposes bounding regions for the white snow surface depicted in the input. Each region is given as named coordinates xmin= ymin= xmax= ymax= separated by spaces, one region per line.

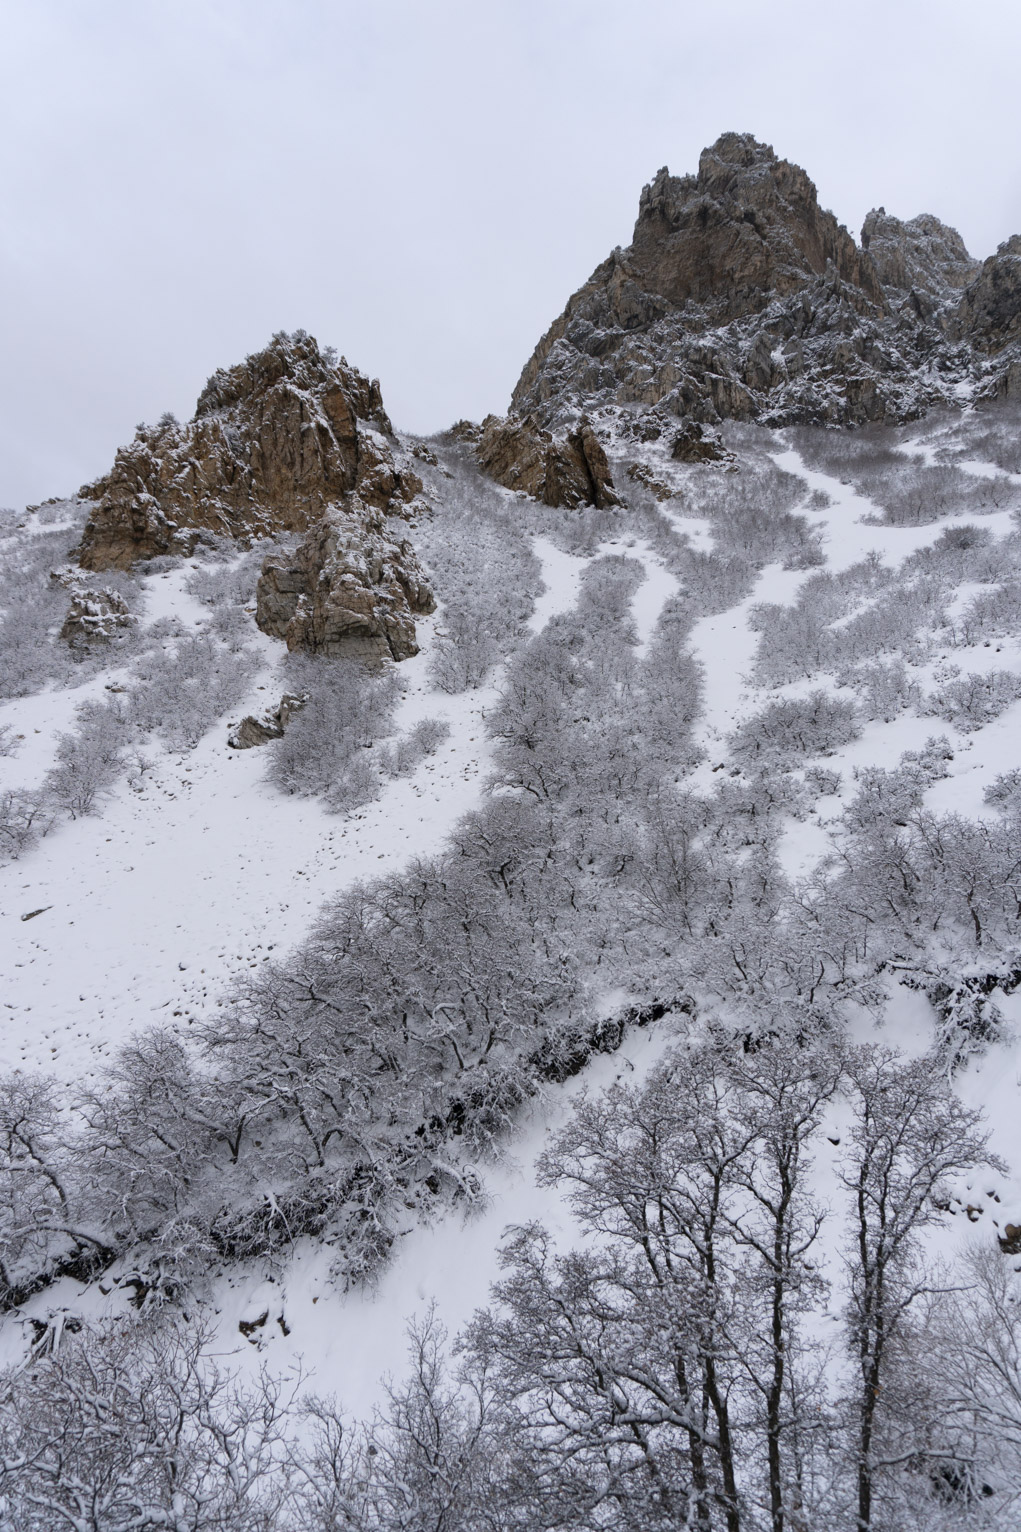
xmin=530 ymin=533 xmax=679 ymax=656
xmin=5 ymin=427 xmax=1021 ymax=1418
xmin=0 ymin=609 xmax=496 ymax=1085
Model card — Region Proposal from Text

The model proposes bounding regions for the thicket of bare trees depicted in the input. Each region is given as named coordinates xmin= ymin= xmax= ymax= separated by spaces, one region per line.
xmin=3 ymin=416 xmax=1021 ymax=1525
xmin=1 ymin=1035 xmax=1014 ymax=1532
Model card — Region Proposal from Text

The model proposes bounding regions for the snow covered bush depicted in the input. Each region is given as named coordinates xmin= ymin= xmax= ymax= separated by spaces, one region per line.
xmin=0 ymin=789 xmax=47 ymax=862
xmin=414 ymin=451 xmax=541 ymax=692
xmin=984 ymin=768 xmax=1021 ymax=816
xmin=185 ymin=545 xmax=267 ymax=649
xmin=379 ymin=716 xmax=450 ymax=777
xmin=0 ymin=1318 xmax=294 ymax=1532
xmin=429 ymin=606 xmax=501 ymax=692
xmin=924 ymin=668 xmax=1021 ymax=732
xmin=730 ymin=689 xmax=861 ymax=761
xmin=43 ymin=699 xmax=129 ymax=818
xmin=843 ymin=657 xmax=923 ymax=722
xmin=0 ymin=529 xmax=80 ymax=699
xmin=266 ymin=654 xmax=398 ymax=809
xmin=127 ymin=632 xmax=260 ymax=751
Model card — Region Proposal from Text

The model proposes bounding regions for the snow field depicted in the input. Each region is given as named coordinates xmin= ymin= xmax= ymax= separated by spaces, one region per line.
xmin=0 ymin=598 xmax=496 ymax=1085
xmin=5 ymin=423 xmax=1021 ymax=1440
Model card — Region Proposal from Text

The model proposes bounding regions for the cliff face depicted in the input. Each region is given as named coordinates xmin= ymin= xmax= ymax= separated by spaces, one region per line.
xmin=76 ymin=332 xmax=423 ymax=572
xmin=860 ymin=208 xmax=980 ymax=309
xmin=473 ymin=414 xmax=619 ymax=508
xmin=509 ymin=133 xmax=1021 ymax=433
xmin=627 ymin=134 xmax=885 ymax=322
xmin=256 ymin=506 xmax=436 ymax=664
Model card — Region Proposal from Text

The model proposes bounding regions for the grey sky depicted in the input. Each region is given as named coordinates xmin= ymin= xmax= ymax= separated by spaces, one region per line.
xmin=2 ymin=0 xmax=1019 ymax=509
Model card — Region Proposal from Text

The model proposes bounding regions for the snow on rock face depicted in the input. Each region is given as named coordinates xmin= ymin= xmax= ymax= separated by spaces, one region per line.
xmin=76 ymin=331 xmax=424 ymax=571
xmin=509 ymin=132 xmax=1021 ymax=434
xmin=473 ymin=412 xmax=621 ymax=509
xmin=56 ymin=582 xmax=133 ymax=648
xmin=860 ymin=207 xmax=980 ymax=305
xmin=255 ymin=500 xmax=436 ymax=663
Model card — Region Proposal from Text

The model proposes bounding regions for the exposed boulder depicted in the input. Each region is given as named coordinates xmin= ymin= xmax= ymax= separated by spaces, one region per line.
xmin=227 ymin=693 xmax=306 ymax=750
xmin=256 ymin=499 xmax=436 ymax=663
xmin=670 ymin=421 xmax=733 ymax=464
xmin=999 ymin=1223 xmax=1021 ymax=1255
xmin=77 ymin=332 xmax=423 ymax=571
xmin=625 ymin=462 xmax=672 ymax=499
xmin=474 ymin=414 xmax=619 ymax=508
xmin=52 ymin=571 xmax=134 ymax=647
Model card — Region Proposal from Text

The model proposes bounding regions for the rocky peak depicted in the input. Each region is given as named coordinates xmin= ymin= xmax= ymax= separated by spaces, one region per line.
xmin=193 ymin=329 xmax=392 ymax=435
xmin=509 ymin=134 xmax=1021 ymax=433
xmin=629 ymin=133 xmax=884 ymax=322
xmin=76 ymin=331 xmax=421 ymax=571
xmin=860 ymin=207 xmax=980 ymax=308
xmin=75 ymin=331 xmax=435 ymax=665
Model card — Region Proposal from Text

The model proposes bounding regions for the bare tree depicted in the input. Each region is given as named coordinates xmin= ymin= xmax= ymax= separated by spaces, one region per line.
xmin=0 ymin=1319 xmax=295 ymax=1531
xmin=839 ymin=1048 xmax=999 ymax=1532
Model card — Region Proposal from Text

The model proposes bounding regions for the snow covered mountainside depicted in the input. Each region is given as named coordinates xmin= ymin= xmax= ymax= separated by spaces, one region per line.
xmin=3 ymin=135 xmax=1021 ymax=1530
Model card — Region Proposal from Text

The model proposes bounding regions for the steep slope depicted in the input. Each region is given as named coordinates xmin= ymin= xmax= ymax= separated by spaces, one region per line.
xmin=5 ymin=139 xmax=1021 ymax=1532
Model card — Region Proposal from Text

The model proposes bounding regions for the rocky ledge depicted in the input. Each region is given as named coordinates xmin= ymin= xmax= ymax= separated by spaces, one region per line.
xmin=256 ymin=500 xmax=435 ymax=663
xmin=467 ymin=413 xmax=620 ymax=508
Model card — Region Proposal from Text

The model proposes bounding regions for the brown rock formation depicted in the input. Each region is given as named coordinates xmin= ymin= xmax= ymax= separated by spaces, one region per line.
xmin=256 ymin=499 xmax=436 ymax=663
xmin=957 ymin=235 xmax=1021 ymax=354
xmin=508 ymin=132 xmax=1021 ymax=432
xmin=628 ymin=134 xmax=884 ymax=323
xmin=77 ymin=332 xmax=423 ymax=571
xmin=670 ymin=422 xmax=733 ymax=464
xmin=51 ymin=568 xmax=134 ymax=648
xmin=58 ymin=586 xmax=133 ymax=647
xmin=474 ymin=414 xmax=619 ymax=508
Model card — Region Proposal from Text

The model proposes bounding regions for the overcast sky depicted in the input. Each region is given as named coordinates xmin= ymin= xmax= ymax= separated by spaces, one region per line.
xmin=2 ymin=0 xmax=1020 ymax=509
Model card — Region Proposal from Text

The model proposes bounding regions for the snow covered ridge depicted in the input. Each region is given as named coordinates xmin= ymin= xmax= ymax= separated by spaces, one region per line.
xmin=4 ymin=387 xmax=1021 ymax=1527
xmin=512 ymin=132 xmax=1021 ymax=436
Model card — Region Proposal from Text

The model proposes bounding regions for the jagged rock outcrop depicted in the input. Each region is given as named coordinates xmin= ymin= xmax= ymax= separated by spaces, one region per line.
xmin=256 ymin=499 xmax=435 ymax=663
xmin=957 ymin=235 xmax=1021 ymax=353
xmin=627 ymin=135 xmax=884 ymax=323
xmin=473 ymin=414 xmax=619 ymax=508
xmin=227 ymin=693 xmax=306 ymax=750
xmin=860 ymin=208 xmax=980 ymax=311
xmin=510 ymin=132 xmax=1021 ymax=433
xmin=76 ymin=332 xmax=423 ymax=571
xmin=51 ymin=570 xmax=133 ymax=647
xmin=669 ymin=421 xmax=733 ymax=464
